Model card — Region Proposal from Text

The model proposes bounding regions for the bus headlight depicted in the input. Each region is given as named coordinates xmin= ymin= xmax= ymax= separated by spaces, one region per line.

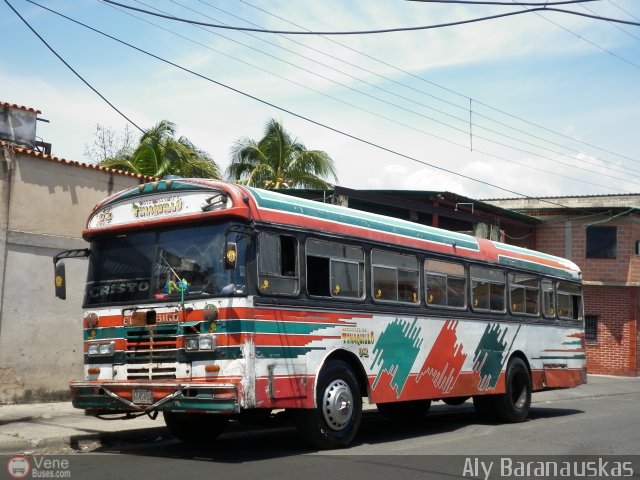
xmin=185 ymin=337 xmax=199 ymax=351
xmin=198 ymin=335 xmax=216 ymax=350
xmin=88 ymin=342 xmax=114 ymax=356
xmin=185 ymin=335 xmax=216 ymax=351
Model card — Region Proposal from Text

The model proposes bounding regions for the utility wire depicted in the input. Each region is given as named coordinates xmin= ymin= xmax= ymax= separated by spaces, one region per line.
xmin=510 ymin=0 xmax=640 ymax=70
xmin=579 ymin=1 xmax=640 ymax=43
xmin=608 ymin=0 xmax=640 ymax=22
xmin=407 ymin=0 xmax=597 ymax=4
xmin=126 ymin=0 xmax=640 ymax=186
xmin=24 ymin=0 xmax=623 ymax=207
xmin=241 ymin=0 xmax=640 ymax=164
xmin=192 ymin=0 xmax=640 ymax=180
xmin=102 ymin=0 xmax=640 ymax=35
xmin=3 ymin=0 xmax=144 ymax=134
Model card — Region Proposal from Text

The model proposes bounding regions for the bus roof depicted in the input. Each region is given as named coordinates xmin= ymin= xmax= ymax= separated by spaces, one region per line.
xmin=85 ymin=178 xmax=581 ymax=281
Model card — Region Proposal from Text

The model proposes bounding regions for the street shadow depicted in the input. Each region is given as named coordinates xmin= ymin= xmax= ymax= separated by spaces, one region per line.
xmin=0 ymin=416 xmax=35 ymax=427
xmin=86 ymin=403 xmax=585 ymax=462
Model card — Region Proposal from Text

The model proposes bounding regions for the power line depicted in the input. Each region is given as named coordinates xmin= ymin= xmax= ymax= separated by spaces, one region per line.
xmin=608 ymin=0 xmax=640 ymax=22
xmin=510 ymin=0 xmax=640 ymax=70
xmin=3 ymin=0 xmax=144 ymax=134
xmin=240 ymin=0 xmax=640 ymax=165
xmin=101 ymin=0 xmax=640 ymax=35
xmin=408 ymin=0 xmax=596 ymax=4
xmin=24 ymin=0 xmax=620 ymax=208
xmin=124 ymin=0 xmax=640 ymax=187
xmin=579 ymin=1 xmax=640 ymax=43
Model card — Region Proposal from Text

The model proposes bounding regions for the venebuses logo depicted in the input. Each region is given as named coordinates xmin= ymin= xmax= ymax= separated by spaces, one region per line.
xmin=7 ymin=456 xmax=30 ymax=479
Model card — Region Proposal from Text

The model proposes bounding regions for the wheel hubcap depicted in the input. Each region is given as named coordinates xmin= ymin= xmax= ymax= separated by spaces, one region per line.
xmin=322 ymin=379 xmax=353 ymax=431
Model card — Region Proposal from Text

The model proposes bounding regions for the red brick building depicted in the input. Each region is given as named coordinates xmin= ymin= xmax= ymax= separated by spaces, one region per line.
xmin=487 ymin=195 xmax=640 ymax=376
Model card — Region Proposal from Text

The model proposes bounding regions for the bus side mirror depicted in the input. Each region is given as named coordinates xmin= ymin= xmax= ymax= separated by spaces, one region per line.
xmin=225 ymin=242 xmax=237 ymax=270
xmin=55 ymin=262 xmax=66 ymax=300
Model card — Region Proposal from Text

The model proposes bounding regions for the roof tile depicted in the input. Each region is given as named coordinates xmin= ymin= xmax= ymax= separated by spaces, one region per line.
xmin=0 ymin=140 xmax=156 ymax=181
xmin=0 ymin=101 xmax=42 ymax=114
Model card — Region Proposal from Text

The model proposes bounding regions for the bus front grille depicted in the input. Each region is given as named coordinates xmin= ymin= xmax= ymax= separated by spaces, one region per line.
xmin=125 ymin=326 xmax=179 ymax=379
xmin=126 ymin=364 xmax=177 ymax=380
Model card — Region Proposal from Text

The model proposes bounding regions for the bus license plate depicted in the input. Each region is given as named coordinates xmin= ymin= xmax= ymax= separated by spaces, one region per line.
xmin=132 ymin=389 xmax=153 ymax=405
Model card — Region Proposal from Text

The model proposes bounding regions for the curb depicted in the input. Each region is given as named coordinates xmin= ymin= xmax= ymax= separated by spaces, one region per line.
xmin=0 ymin=427 xmax=168 ymax=455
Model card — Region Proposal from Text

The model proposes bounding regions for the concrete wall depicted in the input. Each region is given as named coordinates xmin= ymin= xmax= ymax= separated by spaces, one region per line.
xmin=0 ymin=146 xmax=143 ymax=402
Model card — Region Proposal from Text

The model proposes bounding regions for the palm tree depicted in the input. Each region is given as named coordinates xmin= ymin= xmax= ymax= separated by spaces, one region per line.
xmin=99 ymin=120 xmax=221 ymax=179
xmin=227 ymin=119 xmax=337 ymax=189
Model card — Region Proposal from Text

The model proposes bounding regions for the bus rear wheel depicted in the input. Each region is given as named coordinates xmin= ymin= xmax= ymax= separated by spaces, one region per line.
xmin=163 ymin=411 xmax=229 ymax=443
xmin=294 ymin=360 xmax=362 ymax=449
xmin=494 ymin=357 xmax=531 ymax=423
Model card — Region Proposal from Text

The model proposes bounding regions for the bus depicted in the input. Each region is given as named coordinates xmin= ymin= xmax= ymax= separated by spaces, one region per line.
xmin=54 ymin=178 xmax=586 ymax=449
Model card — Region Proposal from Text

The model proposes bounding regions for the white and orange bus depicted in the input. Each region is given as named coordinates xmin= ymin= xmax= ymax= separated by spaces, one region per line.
xmin=54 ymin=178 xmax=586 ymax=449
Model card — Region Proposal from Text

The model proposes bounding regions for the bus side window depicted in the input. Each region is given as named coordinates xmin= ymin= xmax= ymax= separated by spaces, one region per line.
xmin=557 ymin=282 xmax=583 ymax=321
xmin=258 ymin=233 xmax=299 ymax=296
xmin=509 ymin=273 xmax=539 ymax=316
xmin=306 ymin=239 xmax=364 ymax=300
xmin=371 ymin=250 xmax=419 ymax=304
xmin=471 ymin=266 xmax=505 ymax=313
xmin=425 ymin=259 xmax=466 ymax=309
xmin=541 ymin=279 xmax=556 ymax=318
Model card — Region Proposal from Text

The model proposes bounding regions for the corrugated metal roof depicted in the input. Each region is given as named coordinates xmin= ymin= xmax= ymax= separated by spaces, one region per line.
xmin=0 ymin=140 xmax=156 ymax=181
xmin=0 ymin=101 xmax=41 ymax=114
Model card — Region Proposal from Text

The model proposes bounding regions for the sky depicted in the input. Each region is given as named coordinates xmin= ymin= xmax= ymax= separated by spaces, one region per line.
xmin=2 ymin=0 xmax=640 ymax=200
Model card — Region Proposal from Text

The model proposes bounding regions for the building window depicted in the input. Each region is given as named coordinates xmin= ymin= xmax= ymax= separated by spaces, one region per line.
xmin=585 ymin=314 xmax=598 ymax=342
xmin=586 ymin=226 xmax=617 ymax=259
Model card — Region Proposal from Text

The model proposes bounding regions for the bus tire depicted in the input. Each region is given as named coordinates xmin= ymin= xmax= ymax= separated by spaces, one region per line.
xmin=163 ymin=412 xmax=229 ymax=443
xmin=294 ymin=360 xmax=362 ymax=449
xmin=493 ymin=357 xmax=531 ymax=423
xmin=377 ymin=399 xmax=431 ymax=422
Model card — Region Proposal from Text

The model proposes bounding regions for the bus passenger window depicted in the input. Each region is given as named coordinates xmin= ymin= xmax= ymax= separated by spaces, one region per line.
xmin=509 ymin=273 xmax=539 ymax=316
xmin=471 ymin=266 xmax=505 ymax=313
xmin=258 ymin=233 xmax=299 ymax=296
xmin=306 ymin=239 xmax=364 ymax=300
xmin=541 ymin=279 xmax=556 ymax=318
xmin=557 ymin=282 xmax=583 ymax=321
xmin=425 ymin=259 xmax=466 ymax=309
xmin=372 ymin=250 xmax=419 ymax=304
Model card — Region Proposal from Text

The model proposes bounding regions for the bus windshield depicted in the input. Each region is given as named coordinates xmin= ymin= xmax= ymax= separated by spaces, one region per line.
xmin=84 ymin=222 xmax=249 ymax=306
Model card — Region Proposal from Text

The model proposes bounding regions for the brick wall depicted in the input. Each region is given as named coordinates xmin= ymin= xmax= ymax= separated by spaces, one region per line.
xmin=534 ymin=216 xmax=640 ymax=376
xmin=584 ymin=286 xmax=637 ymax=375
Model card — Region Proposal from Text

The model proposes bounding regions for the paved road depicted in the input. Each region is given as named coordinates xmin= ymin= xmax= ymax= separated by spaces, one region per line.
xmin=6 ymin=391 xmax=635 ymax=480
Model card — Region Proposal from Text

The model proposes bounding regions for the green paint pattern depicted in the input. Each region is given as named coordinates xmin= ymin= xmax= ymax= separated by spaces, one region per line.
xmin=371 ymin=318 xmax=423 ymax=397
xmin=473 ymin=323 xmax=508 ymax=390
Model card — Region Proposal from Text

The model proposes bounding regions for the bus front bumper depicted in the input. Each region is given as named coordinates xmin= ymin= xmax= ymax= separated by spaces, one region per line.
xmin=70 ymin=381 xmax=240 ymax=415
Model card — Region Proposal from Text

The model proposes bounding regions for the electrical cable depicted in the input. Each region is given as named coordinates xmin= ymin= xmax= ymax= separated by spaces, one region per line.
xmin=101 ymin=0 xmax=640 ymax=35
xmin=407 ymin=0 xmax=597 ymax=4
xmin=509 ymin=0 xmax=640 ymax=70
xmin=3 ymin=0 xmax=144 ymax=134
xmin=110 ymin=0 xmax=640 ymax=188
xmin=240 ymin=0 xmax=640 ymax=164
xmin=22 ymin=0 xmax=621 ymax=208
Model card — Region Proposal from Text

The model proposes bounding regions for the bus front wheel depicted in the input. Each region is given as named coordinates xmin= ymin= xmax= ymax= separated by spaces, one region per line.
xmin=294 ymin=360 xmax=362 ymax=449
xmin=163 ymin=411 xmax=229 ymax=443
